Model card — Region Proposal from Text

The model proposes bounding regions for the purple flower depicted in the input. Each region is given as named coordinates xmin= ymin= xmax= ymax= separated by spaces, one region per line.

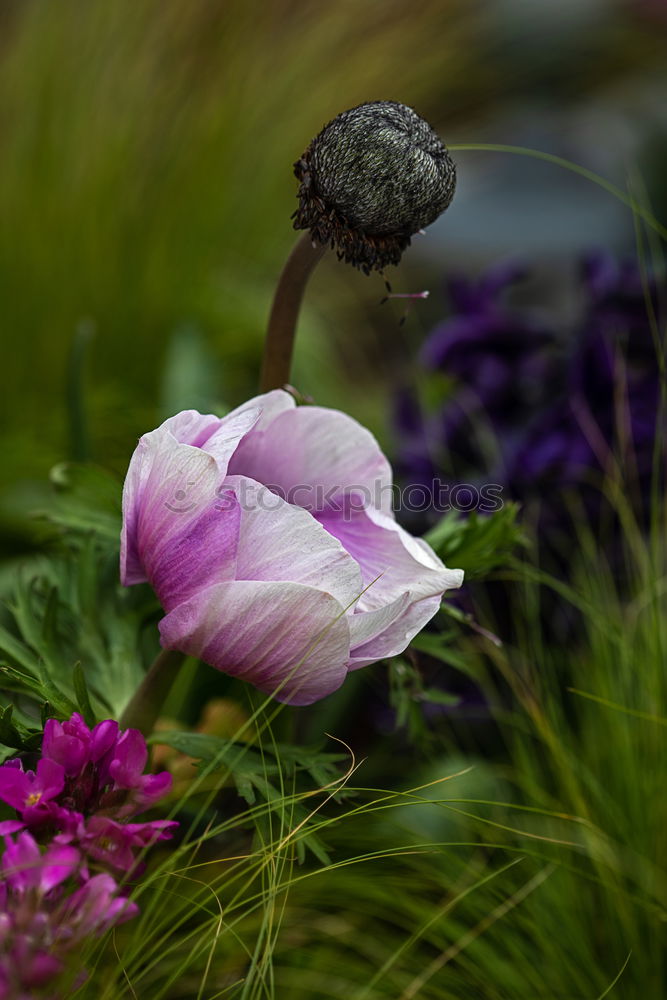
xmin=0 ymin=759 xmax=64 ymax=818
xmin=42 ymin=715 xmax=120 ymax=779
xmin=121 ymin=391 xmax=463 ymax=705
xmin=419 ymin=262 xmax=555 ymax=419
xmin=1 ymin=833 xmax=79 ymax=895
xmin=0 ymin=831 xmax=136 ymax=997
xmin=58 ymin=873 xmax=138 ymax=940
xmin=393 ymin=254 xmax=664 ymax=546
xmin=81 ymin=815 xmax=177 ymax=875
xmin=395 ymin=263 xmax=557 ymax=487
xmin=507 ymin=255 xmax=664 ymax=518
xmin=0 ymin=714 xmax=175 ymax=879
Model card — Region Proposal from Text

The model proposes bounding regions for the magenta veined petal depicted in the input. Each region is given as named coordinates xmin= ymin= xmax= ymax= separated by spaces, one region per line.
xmin=121 ymin=433 xmax=239 ymax=601
xmin=227 ymin=400 xmax=394 ymax=515
xmin=108 ymin=729 xmax=148 ymax=788
xmin=159 ymin=579 xmax=352 ymax=706
xmin=121 ymin=405 xmax=259 ymax=589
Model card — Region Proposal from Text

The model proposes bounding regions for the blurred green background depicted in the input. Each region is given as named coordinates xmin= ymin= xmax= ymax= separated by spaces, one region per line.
xmin=1 ymin=0 xmax=665 ymax=556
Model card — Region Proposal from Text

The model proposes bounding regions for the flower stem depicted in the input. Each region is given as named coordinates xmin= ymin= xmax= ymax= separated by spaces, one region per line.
xmin=119 ymin=649 xmax=185 ymax=736
xmin=260 ymin=232 xmax=327 ymax=392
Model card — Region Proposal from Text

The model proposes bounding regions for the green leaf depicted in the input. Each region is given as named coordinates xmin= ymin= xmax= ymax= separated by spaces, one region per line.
xmin=0 ymin=665 xmax=77 ymax=718
xmin=40 ymin=463 xmax=122 ymax=542
xmin=424 ymin=504 xmax=527 ymax=578
xmin=419 ymin=687 xmax=461 ymax=707
xmin=0 ymin=624 xmax=41 ymax=675
xmin=409 ymin=631 xmax=483 ymax=676
xmin=152 ymin=731 xmax=344 ymax=864
xmin=0 ymin=704 xmax=42 ymax=753
xmin=72 ymin=662 xmax=96 ymax=727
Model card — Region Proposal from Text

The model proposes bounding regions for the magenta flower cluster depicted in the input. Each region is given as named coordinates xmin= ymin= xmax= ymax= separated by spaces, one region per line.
xmin=0 ymin=713 xmax=177 ymax=998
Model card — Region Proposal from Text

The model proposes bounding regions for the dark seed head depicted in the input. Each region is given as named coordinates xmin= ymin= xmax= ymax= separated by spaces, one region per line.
xmin=292 ymin=100 xmax=456 ymax=274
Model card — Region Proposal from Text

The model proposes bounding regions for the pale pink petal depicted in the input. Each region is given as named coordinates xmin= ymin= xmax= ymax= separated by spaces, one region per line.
xmin=199 ymin=405 xmax=262 ymax=465
xmin=316 ymin=500 xmax=463 ymax=612
xmin=159 ymin=581 xmax=351 ymax=705
xmin=346 ymin=593 xmax=411 ymax=649
xmin=314 ymin=500 xmax=463 ymax=665
xmin=227 ymin=406 xmax=394 ymax=515
xmin=348 ymin=593 xmax=445 ymax=668
xmin=227 ymin=476 xmax=363 ymax=607
xmin=223 ymin=389 xmax=296 ymax=434
xmin=159 ymin=410 xmax=223 ymax=447
xmin=121 ymin=407 xmax=258 ymax=587
xmin=121 ymin=431 xmax=240 ymax=607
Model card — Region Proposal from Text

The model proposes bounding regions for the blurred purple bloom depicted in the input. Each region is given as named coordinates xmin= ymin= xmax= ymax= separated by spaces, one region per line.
xmin=82 ymin=815 xmax=177 ymax=875
xmin=2 ymin=833 xmax=79 ymax=895
xmin=508 ymin=253 xmax=663 ymax=516
xmin=420 ymin=261 xmax=555 ymax=416
xmin=394 ymin=252 xmax=664 ymax=540
xmin=0 ymin=831 xmax=135 ymax=998
xmin=396 ymin=263 xmax=558 ymax=487
xmin=121 ymin=391 xmax=463 ymax=705
xmin=58 ymin=872 xmax=138 ymax=940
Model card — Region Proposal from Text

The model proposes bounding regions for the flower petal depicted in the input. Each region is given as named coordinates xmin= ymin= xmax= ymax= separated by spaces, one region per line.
xmin=316 ymin=500 xmax=463 ymax=612
xmin=121 ymin=406 xmax=259 ymax=589
xmin=39 ymin=842 xmax=80 ymax=892
xmin=159 ymin=580 xmax=351 ymax=705
xmin=121 ymin=431 xmax=241 ymax=608
xmin=223 ymin=389 xmax=296 ymax=434
xmin=315 ymin=500 xmax=463 ymax=665
xmin=0 ymin=765 xmax=30 ymax=811
xmin=227 ymin=476 xmax=363 ymax=607
xmin=109 ymin=729 xmax=148 ymax=788
xmin=348 ymin=593 xmax=444 ymax=667
xmin=227 ymin=405 xmax=394 ymax=515
xmin=346 ymin=593 xmax=411 ymax=649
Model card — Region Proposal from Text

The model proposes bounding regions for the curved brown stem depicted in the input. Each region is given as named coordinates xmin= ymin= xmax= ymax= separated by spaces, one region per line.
xmin=260 ymin=233 xmax=327 ymax=392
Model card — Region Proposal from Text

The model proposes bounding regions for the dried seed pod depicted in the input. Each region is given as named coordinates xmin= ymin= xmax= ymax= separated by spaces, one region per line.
xmin=293 ymin=100 xmax=456 ymax=274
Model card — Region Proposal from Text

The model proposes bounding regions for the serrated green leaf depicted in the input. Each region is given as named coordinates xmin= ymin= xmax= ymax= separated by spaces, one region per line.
xmin=41 ymin=463 xmax=122 ymax=542
xmin=424 ymin=503 xmax=527 ymax=578
xmin=152 ymin=730 xmax=338 ymax=863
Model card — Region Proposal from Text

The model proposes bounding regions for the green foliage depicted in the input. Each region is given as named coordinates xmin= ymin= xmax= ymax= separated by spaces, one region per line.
xmin=424 ymin=503 xmax=527 ymax=578
xmin=154 ymin=729 xmax=351 ymax=864
xmin=0 ymin=461 xmax=154 ymax=740
xmin=388 ymin=657 xmax=460 ymax=744
xmin=0 ymin=703 xmax=42 ymax=754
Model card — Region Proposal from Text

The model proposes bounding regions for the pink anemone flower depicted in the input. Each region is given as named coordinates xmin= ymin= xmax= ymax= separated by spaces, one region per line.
xmin=121 ymin=390 xmax=463 ymax=705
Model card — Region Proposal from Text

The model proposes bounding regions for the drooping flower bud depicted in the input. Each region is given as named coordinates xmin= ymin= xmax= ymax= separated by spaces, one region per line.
xmin=293 ymin=100 xmax=456 ymax=273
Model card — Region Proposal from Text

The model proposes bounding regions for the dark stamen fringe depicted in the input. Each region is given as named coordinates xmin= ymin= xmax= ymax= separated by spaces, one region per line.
xmin=292 ymin=101 xmax=456 ymax=273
